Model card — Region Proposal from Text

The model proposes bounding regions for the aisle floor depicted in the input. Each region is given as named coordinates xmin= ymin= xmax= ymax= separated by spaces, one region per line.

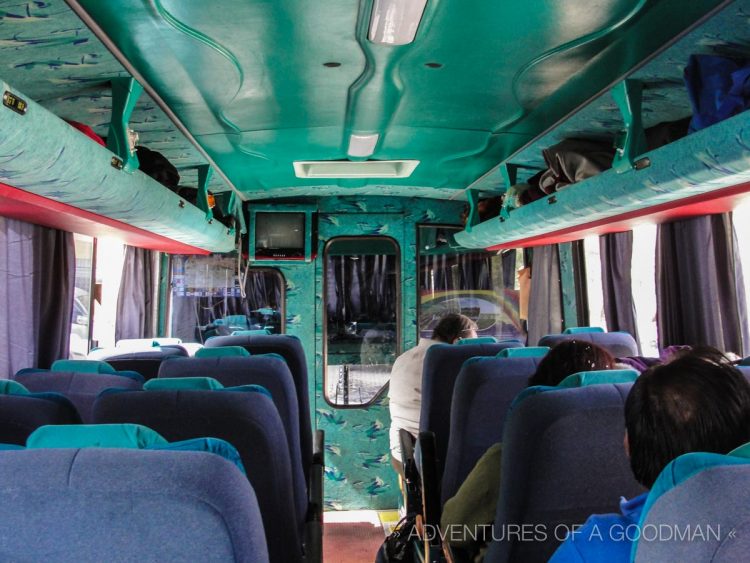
xmin=323 ymin=510 xmax=399 ymax=563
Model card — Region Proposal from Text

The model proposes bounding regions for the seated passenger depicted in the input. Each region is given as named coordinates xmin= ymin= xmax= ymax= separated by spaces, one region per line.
xmin=550 ymin=347 xmax=750 ymax=562
xmin=441 ymin=340 xmax=615 ymax=560
xmin=388 ymin=313 xmax=477 ymax=474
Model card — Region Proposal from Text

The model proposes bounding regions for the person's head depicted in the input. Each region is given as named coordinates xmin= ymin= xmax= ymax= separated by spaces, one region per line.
xmin=528 ymin=340 xmax=614 ymax=387
xmin=625 ymin=347 xmax=750 ymax=488
xmin=431 ymin=314 xmax=478 ymax=344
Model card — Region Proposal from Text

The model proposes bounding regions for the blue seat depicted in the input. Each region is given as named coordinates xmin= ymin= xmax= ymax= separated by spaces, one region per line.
xmin=441 ymin=356 xmax=543 ymax=506
xmin=93 ymin=384 xmax=305 ymax=563
xmin=14 ymin=371 xmax=143 ymax=423
xmin=484 ymin=383 xmax=645 ymax=563
xmin=419 ymin=341 xmax=523 ymax=478
xmin=96 ymin=346 xmax=188 ymax=380
xmin=203 ymin=334 xmax=312 ymax=476
xmin=0 ymin=382 xmax=81 ymax=445
xmin=538 ymin=331 xmax=638 ymax=357
xmin=158 ymin=355 xmax=303 ymax=495
xmin=634 ymin=450 xmax=750 ymax=562
xmin=0 ymin=447 xmax=268 ymax=562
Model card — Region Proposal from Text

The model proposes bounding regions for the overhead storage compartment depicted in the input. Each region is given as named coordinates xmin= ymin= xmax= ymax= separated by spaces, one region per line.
xmin=0 ymin=80 xmax=235 ymax=254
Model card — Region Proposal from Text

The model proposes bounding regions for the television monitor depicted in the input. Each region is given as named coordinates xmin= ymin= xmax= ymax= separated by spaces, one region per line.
xmin=254 ymin=212 xmax=306 ymax=259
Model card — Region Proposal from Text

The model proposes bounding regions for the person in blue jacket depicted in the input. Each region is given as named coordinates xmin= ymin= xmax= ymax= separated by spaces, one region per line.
xmin=550 ymin=347 xmax=750 ymax=562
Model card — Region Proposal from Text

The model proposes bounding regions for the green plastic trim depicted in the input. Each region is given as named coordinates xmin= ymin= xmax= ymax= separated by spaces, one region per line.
xmin=611 ymin=79 xmax=647 ymax=173
xmin=157 ymin=254 xmax=170 ymax=337
xmin=144 ymin=377 xmax=224 ymax=391
xmin=497 ymin=346 xmax=550 ymax=358
xmin=27 ymin=423 xmax=168 ymax=449
xmin=51 ymin=359 xmax=116 ymax=374
xmin=0 ymin=380 xmax=30 ymax=395
xmin=563 ymin=326 xmax=606 ymax=334
xmin=194 ymin=346 xmax=250 ymax=358
xmin=557 ymin=369 xmax=639 ymax=387
xmin=464 ymin=190 xmax=481 ymax=232
xmin=106 ymin=77 xmax=143 ymax=173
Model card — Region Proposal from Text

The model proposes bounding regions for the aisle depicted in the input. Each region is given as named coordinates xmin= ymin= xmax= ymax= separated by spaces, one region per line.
xmin=323 ymin=510 xmax=399 ymax=562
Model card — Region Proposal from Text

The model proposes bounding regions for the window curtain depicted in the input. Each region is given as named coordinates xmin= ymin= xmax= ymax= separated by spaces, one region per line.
xmin=115 ymin=246 xmax=158 ymax=342
xmin=656 ymin=213 xmax=748 ymax=355
xmin=0 ymin=217 xmax=74 ymax=374
xmin=527 ymin=244 xmax=563 ymax=346
xmin=599 ymin=231 xmax=640 ymax=348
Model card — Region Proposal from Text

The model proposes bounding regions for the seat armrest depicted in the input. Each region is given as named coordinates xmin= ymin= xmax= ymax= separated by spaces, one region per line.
xmin=304 ymin=429 xmax=324 ymax=563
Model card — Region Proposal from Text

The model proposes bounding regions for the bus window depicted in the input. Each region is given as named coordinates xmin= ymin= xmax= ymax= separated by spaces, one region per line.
xmin=632 ymin=224 xmax=659 ymax=357
xmin=90 ymin=238 xmax=125 ymax=350
xmin=417 ymin=226 xmax=525 ymax=342
xmin=324 ymin=237 xmax=400 ymax=407
xmin=169 ymin=255 xmax=284 ymax=343
xmin=583 ymin=235 xmax=607 ymax=331
xmin=70 ymin=234 xmax=94 ymax=359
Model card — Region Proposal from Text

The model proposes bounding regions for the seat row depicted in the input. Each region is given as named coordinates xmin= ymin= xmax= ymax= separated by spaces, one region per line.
xmin=0 ymin=334 xmax=320 ymax=563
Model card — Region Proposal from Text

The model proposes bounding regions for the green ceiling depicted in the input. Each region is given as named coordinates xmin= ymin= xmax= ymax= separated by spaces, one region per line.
xmin=2 ymin=0 xmax=730 ymax=200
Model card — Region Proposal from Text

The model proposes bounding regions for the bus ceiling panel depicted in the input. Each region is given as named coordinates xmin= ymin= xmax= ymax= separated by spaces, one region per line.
xmin=0 ymin=79 xmax=235 ymax=254
xmin=453 ymin=108 xmax=750 ymax=251
xmin=0 ymin=0 xmax=228 ymax=194
xmin=69 ymin=0 xmax=725 ymax=197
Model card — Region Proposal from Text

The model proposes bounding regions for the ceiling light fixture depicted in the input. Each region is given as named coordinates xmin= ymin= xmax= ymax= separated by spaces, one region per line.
xmin=347 ymin=133 xmax=380 ymax=157
xmin=293 ymin=160 xmax=419 ymax=179
xmin=368 ymin=0 xmax=428 ymax=46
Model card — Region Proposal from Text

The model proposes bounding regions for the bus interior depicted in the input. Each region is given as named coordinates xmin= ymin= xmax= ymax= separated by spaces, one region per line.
xmin=2 ymin=0 xmax=750 ymax=561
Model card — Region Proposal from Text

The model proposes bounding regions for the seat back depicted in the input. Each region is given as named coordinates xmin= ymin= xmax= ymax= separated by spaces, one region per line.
xmin=158 ymin=355 xmax=304 ymax=488
xmin=441 ymin=356 xmax=542 ymax=505
xmin=635 ymin=452 xmax=750 ymax=562
xmin=484 ymin=383 xmax=645 ymax=563
xmin=14 ymin=371 xmax=143 ymax=423
xmin=0 ymin=448 xmax=268 ymax=562
xmin=0 ymin=388 xmax=81 ymax=445
xmin=97 ymin=346 xmax=188 ymax=381
xmin=537 ymin=331 xmax=638 ymax=357
xmin=203 ymin=334 xmax=312 ymax=472
xmin=419 ymin=341 xmax=522 ymax=477
xmin=93 ymin=387 xmax=303 ymax=563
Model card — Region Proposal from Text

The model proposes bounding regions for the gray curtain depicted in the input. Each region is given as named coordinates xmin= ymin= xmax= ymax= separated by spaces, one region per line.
xmin=0 ymin=217 xmax=74 ymax=375
xmin=656 ymin=213 xmax=748 ymax=355
xmin=599 ymin=231 xmax=640 ymax=350
xmin=115 ymin=246 xmax=158 ymax=342
xmin=527 ymin=245 xmax=563 ymax=346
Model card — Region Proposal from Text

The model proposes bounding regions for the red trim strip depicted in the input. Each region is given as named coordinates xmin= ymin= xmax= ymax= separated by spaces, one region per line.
xmin=0 ymin=182 xmax=212 ymax=254
xmin=487 ymin=181 xmax=750 ymax=250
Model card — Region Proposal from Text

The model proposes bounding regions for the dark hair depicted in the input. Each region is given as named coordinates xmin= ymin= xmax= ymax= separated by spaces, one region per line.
xmin=528 ymin=340 xmax=614 ymax=387
xmin=432 ymin=314 xmax=477 ymax=344
xmin=625 ymin=348 xmax=750 ymax=488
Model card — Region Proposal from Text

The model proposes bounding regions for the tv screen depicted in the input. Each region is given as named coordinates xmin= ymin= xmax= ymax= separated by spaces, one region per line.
xmin=254 ymin=212 xmax=305 ymax=258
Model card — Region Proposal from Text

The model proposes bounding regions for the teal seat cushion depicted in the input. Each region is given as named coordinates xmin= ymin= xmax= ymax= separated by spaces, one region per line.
xmin=27 ymin=424 xmax=167 ymax=449
xmin=497 ymin=346 xmax=549 ymax=358
xmin=51 ymin=359 xmax=116 ymax=374
xmin=0 ymin=380 xmax=30 ymax=395
xmin=457 ymin=337 xmax=498 ymax=345
xmin=194 ymin=346 xmax=250 ymax=358
xmin=153 ymin=437 xmax=246 ymax=474
xmin=144 ymin=377 xmax=224 ymax=391
xmin=557 ymin=369 xmax=639 ymax=388
xmin=220 ymin=384 xmax=273 ymax=399
xmin=562 ymin=326 xmax=605 ymax=334
xmin=231 ymin=329 xmax=271 ymax=336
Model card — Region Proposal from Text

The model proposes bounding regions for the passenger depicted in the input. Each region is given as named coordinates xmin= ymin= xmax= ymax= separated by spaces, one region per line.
xmin=441 ymin=340 xmax=615 ymax=560
xmin=388 ymin=313 xmax=477 ymax=475
xmin=549 ymin=347 xmax=750 ymax=562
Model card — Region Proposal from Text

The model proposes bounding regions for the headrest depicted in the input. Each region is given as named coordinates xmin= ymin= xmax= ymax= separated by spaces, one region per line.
xmin=497 ymin=346 xmax=549 ymax=358
xmin=457 ymin=336 xmax=498 ymax=345
xmin=0 ymin=380 xmax=30 ymax=395
xmin=51 ymin=359 xmax=116 ymax=374
xmin=557 ymin=369 xmax=639 ymax=388
xmin=195 ymin=346 xmax=250 ymax=358
xmin=145 ymin=377 xmax=224 ymax=391
xmin=27 ymin=424 xmax=167 ymax=449
xmin=729 ymin=442 xmax=750 ymax=459
xmin=151 ymin=437 xmax=246 ymax=474
xmin=231 ymin=329 xmax=271 ymax=336
xmin=562 ymin=326 xmax=605 ymax=334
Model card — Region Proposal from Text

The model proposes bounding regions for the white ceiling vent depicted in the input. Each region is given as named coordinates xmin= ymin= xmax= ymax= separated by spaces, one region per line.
xmin=293 ymin=160 xmax=419 ymax=179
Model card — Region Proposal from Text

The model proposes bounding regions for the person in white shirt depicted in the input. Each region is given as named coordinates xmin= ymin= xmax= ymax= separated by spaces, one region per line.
xmin=388 ymin=313 xmax=478 ymax=474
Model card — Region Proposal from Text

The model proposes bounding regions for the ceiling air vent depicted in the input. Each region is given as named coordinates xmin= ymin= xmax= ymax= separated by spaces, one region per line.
xmin=293 ymin=160 xmax=419 ymax=179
